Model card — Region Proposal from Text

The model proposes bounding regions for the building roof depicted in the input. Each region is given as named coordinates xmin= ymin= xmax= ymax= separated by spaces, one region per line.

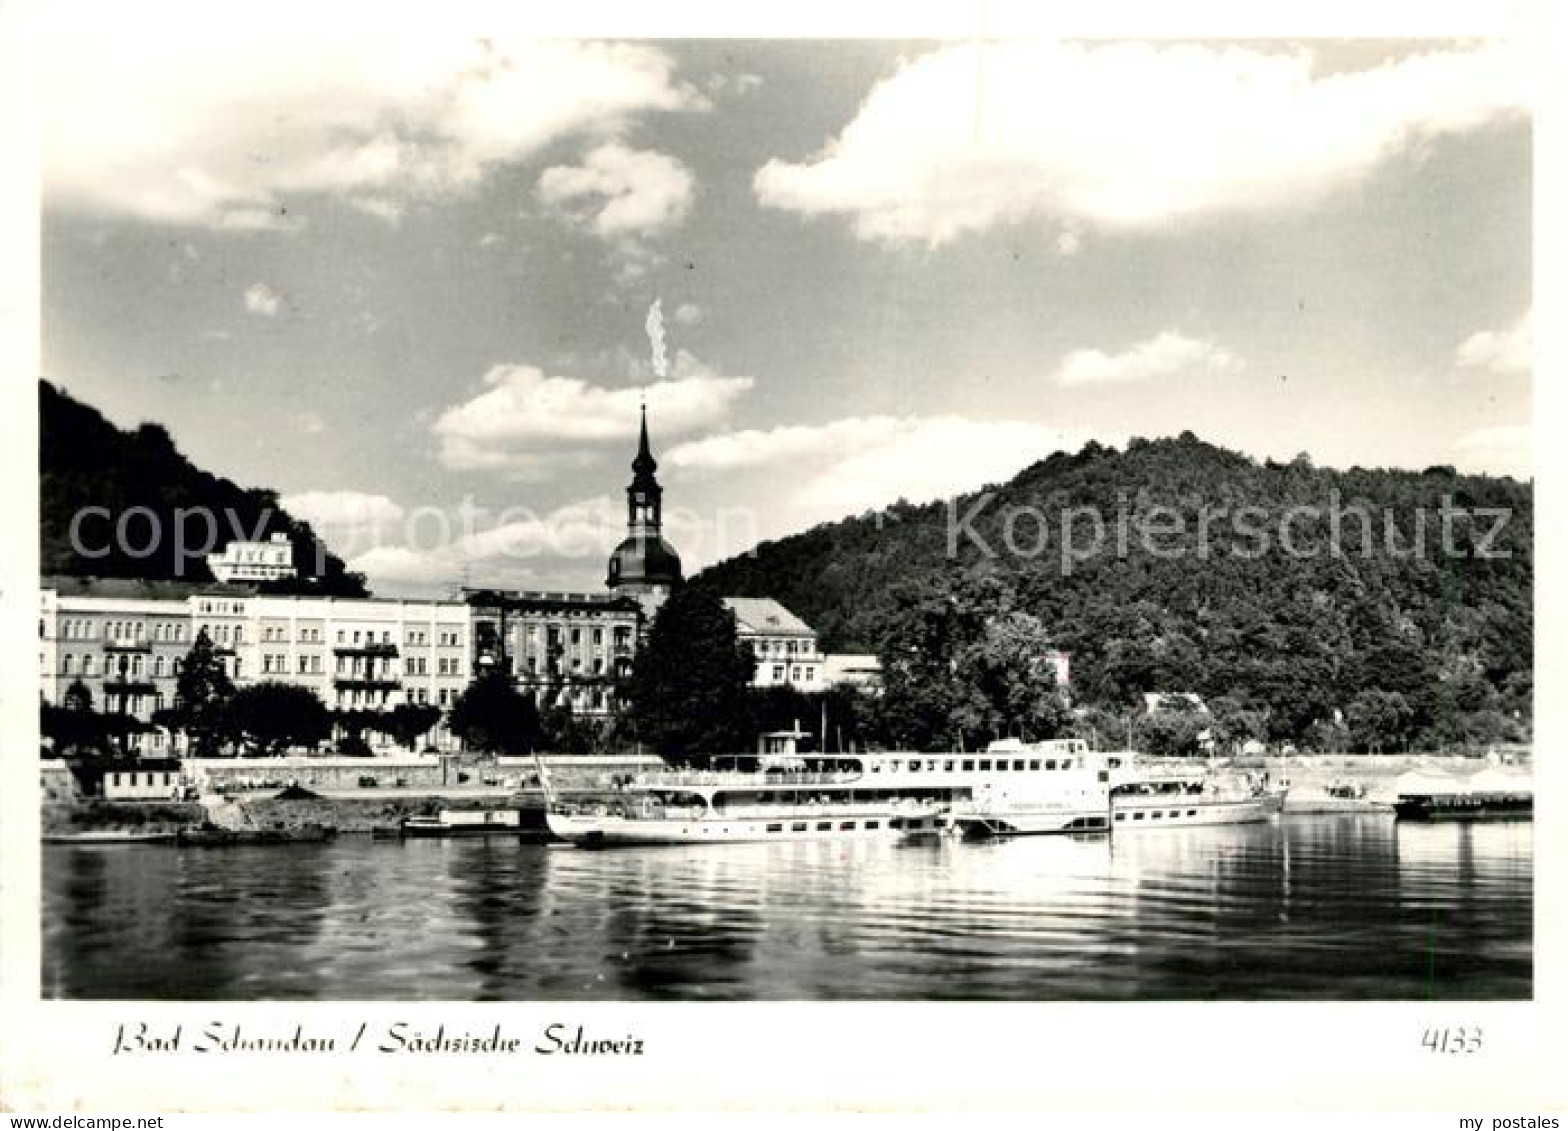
xmin=723 ymin=597 xmax=815 ymax=636
xmin=43 ymin=575 xmax=257 ymax=600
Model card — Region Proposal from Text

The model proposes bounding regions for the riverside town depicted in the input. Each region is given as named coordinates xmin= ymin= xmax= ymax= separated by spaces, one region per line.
xmin=32 ymin=35 xmax=1534 ymax=1019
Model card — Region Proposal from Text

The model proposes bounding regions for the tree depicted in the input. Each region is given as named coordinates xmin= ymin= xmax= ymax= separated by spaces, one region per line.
xmin=624 ymin=585 xmax=756 ymax=763
xmin=540 ymin=705 xmax=603 ymax=755
xmin=875 ymin=576 xmax=1066 ymax=750
xmin=170 ymin=628 xmax=235 ymax=757
xmin=42 ymin=679 xmax=109 ymax=759
xmin=384 ymin=703 xmax=443 ymax=752
xmin=962 ymin=610 xmax=1070 ymax=742
xmin=1345 ymin=690 xmax=1415 ymax=754
xmin=449 ymin=670 xmax=541 ymax=755
xmin=227 ymin=682 xmax=331 ymax=757
xmin=1135 ymin=711 xmax=1209 ymax=758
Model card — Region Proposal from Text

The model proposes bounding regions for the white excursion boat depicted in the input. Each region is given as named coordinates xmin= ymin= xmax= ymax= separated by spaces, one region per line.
xmin=948 ymin=740 xmax=1287 ymax=836
xmin=1106 ymin=757 xmax=1287 ymax=829
xmin=538 ymin=743 xmax=1116 ymax=848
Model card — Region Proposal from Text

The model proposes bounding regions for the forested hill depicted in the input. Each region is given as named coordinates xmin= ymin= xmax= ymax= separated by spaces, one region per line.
xmin=40 ymin=380 xmax=367 ymax=595
xmin=697 ymin=433 xmax=1532 ymax=745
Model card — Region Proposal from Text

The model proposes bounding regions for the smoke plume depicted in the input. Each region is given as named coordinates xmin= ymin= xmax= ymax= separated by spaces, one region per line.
xmin=645 ymin=299 xmax=669 ymax=379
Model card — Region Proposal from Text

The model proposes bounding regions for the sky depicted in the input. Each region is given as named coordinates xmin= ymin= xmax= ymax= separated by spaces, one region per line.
xmin=37 ymin=13 xmax=1534 ymax=597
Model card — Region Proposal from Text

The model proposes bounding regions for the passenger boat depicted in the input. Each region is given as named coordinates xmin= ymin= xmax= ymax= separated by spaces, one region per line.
xmin=538 ymin=744 xmax=1115 ymax=848
xmin=1106 ymin=758 xmax=1287 ymax=829
xmin=949 ymin=742 xmax=1286 ymax=836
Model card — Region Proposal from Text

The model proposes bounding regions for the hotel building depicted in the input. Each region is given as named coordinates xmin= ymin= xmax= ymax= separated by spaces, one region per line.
xmin=39 ymin=410 xmax=841 ymax=753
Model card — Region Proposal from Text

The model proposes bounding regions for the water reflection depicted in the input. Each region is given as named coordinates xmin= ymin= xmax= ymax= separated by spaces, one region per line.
xmin=42 ymin=816 xmax=1531 ymax=1001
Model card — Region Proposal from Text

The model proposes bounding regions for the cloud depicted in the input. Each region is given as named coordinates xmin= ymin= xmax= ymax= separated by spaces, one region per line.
xmin=755 ymin=40 xmax=1527 ymax=245
xmin=43 ymin=15 xmax=700 ymax=230
xmin=1453 ymin=424 xmax=1530 ymax=479
xmin=537 ymin=142 xmax=695 ymax=243
xmin=346 ymin=495 xmax=623 ymax=588
xmin=1053 ymin=331 xmax=1240 ymax=386
xmin=707 ymin=72 xmax=764 ymax=97
xmin=348 ymin=196 xmax=404 ymax=224
xmin=670 ymin=414 xmax=1117 ymax=517
xmin=433 ymin=361 xmax=754 ymax=474
xmin=282 ymin=490 xmax=406 ymax=547
xmin=1456 ymin=310 xmax=1532 ymax=375
xmin=243 ymin=282 xmax=281 ymax=317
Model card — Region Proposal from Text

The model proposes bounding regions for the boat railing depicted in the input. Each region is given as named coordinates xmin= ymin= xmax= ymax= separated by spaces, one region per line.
xmin=633 ymin=769 xmax=864 ymax=789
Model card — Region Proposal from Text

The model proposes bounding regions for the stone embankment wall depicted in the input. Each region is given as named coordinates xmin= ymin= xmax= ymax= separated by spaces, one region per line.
xmin=42 ymin=800 xmax=205 ymax=838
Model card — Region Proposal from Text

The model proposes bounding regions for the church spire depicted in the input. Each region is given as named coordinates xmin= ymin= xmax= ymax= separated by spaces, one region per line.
xmin=632 ymin=399 xmax=657 ymax=482
xmin=607 ymin=400 xmax=683 ymax=607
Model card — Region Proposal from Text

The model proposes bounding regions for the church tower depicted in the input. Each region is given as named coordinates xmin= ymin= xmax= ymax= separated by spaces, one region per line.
xmin=606 ymin=404 xmax=683 ymax=614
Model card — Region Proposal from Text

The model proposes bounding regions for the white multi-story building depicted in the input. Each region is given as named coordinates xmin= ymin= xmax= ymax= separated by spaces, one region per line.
xmin=40 ymin=577 xmax=641 ymax=755
xmin=41 ymin=579 xmax=201 ymax=724
xmin=723 ymin=597 xmax=824 ymax=690
xmin=42 ymin=579 xmax=480 ymax=752
xmin=206 ymin=533 xmax=297 ymax=584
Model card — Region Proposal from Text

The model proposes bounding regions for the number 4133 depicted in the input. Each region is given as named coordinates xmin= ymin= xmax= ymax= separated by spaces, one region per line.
xmin=1423 ymin=1027 xmax=1483 ymax=1054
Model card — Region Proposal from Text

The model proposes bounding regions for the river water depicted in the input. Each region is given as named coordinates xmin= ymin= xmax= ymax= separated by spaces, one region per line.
xmin=42 ymin=815 xmax=1530 ymax=1000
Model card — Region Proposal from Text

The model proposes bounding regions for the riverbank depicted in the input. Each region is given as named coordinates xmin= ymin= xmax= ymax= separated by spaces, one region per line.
xmin=39 ymin=750 xmax=1521 ymax=839
xmin=41 ymin=791 xmax=546 ymax=840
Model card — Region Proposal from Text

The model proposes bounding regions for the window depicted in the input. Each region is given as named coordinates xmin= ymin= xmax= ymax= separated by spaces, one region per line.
xmin=791 ymin=822 xmax=807 ymax=832
xmin=1115 ymin=812 xmax=1126 ymax=821
xmin=62 ymin=655 xmax=73 ymax=675
xmin=1133 ymin=812 xmax=1145 ymax=820
xmin=1062 ymin=759 xmax=1074 ymax=770
xmin=979 ymin=760 xmax=991 ymax=771
xmin=805 ymin=668 xmax=815 ymax=682
xmin=943 ymin=760 xmax=954 ymax=771
xmin=1029 ymin=760 xmax=1041 ymax=770
xmin=839 ymin=821 xmax=855 ymax=830
xmin=962 ymin=759 xmax=974 ymax=772
xmin=1012 ymin=759 xmax=1025 ymax=771
xmin=1046 ymin=760 xmax=1057 ymax=771
xmin=865 ymin=821 xmax=880 ymax=830
xmin=816 ymin=821 xmax=832 ymax=831
xmin=772 ymin=665 xmax=784 ymax=680
xmin=766 ymin=823 xmax=783 ymax=833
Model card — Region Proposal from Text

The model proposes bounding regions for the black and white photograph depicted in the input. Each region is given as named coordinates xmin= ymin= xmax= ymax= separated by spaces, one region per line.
xmin=2 ymin=0 xmax=1563 ymax=1115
